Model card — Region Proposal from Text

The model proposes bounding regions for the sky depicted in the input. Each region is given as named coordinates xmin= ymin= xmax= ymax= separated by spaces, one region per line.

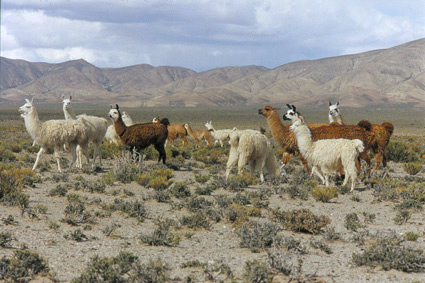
xmin=1 ymin=0 xmax=424 ymax=72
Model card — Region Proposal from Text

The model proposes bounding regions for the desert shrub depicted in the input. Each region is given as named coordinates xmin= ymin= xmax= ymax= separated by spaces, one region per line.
xmin=192 ymin=147 xmax=226 ymax=165
xmin=202 ymin=260 xmax=234 ymax=282
xmin=237 ymin=220 xmax=280 ymax=252
xmin=108 ymin=151 xmax=143 ymax=184
xmin=64 ymin=229 xmax=89 ymax=242
xmin=285 ymin=185 xmax=309 ymax=200
xmin=386 ymin=140 xmax=421 ymax=163
xmin=403 ymin=162 xmax=423 ymax=175
xmin=311 ymin=186 xmax=338 ymax=202
xmin=194 ymin=174 xmax=210 ymax=184
xmin=404 ymin=232 xmax=419 ymax=241
xmin=0 ymin=232 xmax=13 ymax=248
xmin=149 ymin=176 xmax=174 ymax=191
xmin=49 ymin=185 xmax=68 ymax=197
xmin=186 ymin=196 xmax=213 ymax=212
xmin=104 ymin=199 xmax=147 ymax=222
xmin=0 ymin=166 xmax=31 ymax=210
xmin=63 ymin=201 xmax=94 ymax=225
xmin=166 ymin=155 xmax=185 ymax=170
xmin=100 ymin=142 xmax=126 ymax=159
xmin=310 ymin=239 xmax=332 ymax=254
xmin=0 ymin=142 xmax=15 ymax=162
xmin=362 ymin=212 xmax=376 ymax=224
xmin=73 ymin=252 xmax=169 ymax=283
xmin=242 ymin=259 xmax=272 ymax=283
xmin=181 ymin=212 xmax=210 ymax=230
xmin=394 ymin=209 xmax=412 ymax=225
xmin=322 ymin=227 xmax=341 ymax=242
xmin=352 ymin=233 xmax=425 ymax=272
xmin=272 ymin=208 xmax=330 ymax=234
xmin=0 ymin=246 xmax=51 ymax=282
xmin=267 ymin=245 xmax=298 ymax=276
xmin=171 ymin=182 xmax=191 ymax=199
xmin=141 ymin=222 xmax=180 ymax=247
xmin=194 ymin=184 xmax=215 ymax=195
xmin=215 ymin=194 xmax=232 ymax=208
xmin=273 ymin=235 xmax=308 ymax=255
xmin=344 ymin=213 xmax=362 ymax=231
xmin=74 ymin=178 xmax=106 ymax=194
xmin=226 ymin=172 xmax=256 ymax=192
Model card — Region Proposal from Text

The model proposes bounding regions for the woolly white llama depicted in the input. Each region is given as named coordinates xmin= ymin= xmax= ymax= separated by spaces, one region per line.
xmin=328 ymin=101 xmax=344 ymax=124
xmin=105 ymin=110 xmax=134 ymax=145
xmin=19 ymin=98 xmax=90 ymax=172
xmin=62 ymin=96 xmax=108 ymax=169
xmin=284 ymin=105 xmax=364 ymax=192
xmin=204 ymin=121 xmax=233 ymax=147
xmin=226 ymin=129 xmax=281 ymax=182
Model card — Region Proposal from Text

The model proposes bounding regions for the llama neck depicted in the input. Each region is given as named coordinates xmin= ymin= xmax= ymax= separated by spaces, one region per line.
xmin=267 ymin=111 xmax=290 ymax=138
xmin=292 ymin=122 xmax=314 ymax=157
xmin=24 ymin=107 xmax=42 ymax=141
xmin=63 ymin=106 xmax=76 ymax=120
xmin=329 ymin=113 xmax=344 ymax=125
xmin=114 ymin=115 xmax=127 ymax=137
xmin=186 ymin=125 xmax=196 ymax=137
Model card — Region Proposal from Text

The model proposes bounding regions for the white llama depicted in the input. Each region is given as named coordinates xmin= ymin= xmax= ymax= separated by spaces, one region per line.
xmin=62 ymin=96 xmax=108 ymax=169
xmin=204 ymin=121 xmax=234 ymax=147
xmin=328 ymin=101 xmax=344 ymax=124
xmin=284 ymin=105 xmax=364 ymax=192
xmin=105 ymin=110 xmax=134 ymax=145
xmin=226 ymin=129 xmax=281 ymax=182
xmin=19 ymin=98 xmax=90 ymax=172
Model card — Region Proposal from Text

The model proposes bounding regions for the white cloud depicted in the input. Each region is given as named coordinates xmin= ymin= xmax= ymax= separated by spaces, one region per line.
xmin=1 ymin=0 xmax=424 ymax=71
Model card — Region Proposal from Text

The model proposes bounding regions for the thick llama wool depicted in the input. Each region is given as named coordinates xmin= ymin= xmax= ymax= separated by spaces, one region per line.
xmin=205 ymin=121 xmax=234 ymax=147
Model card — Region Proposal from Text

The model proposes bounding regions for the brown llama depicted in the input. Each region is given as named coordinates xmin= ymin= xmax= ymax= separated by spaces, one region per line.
xmin=258 ymin=105 xmax=327 ymax=173
xmin=328 ymin=101 xmax=394 ymax=170
xmin=184 ymin=123 xmax=212 ymax=148
xmin=153 ymin=116 xmax=188 ymax=147
xmin=109 ymin=105 xmax=169 ymax=164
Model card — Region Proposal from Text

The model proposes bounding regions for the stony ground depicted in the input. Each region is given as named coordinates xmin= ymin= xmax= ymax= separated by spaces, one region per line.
xmin=1 ymin=144 xmax=425 ymax=282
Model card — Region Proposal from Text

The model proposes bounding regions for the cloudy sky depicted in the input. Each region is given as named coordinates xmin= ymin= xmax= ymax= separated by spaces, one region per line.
xmin=1 ymin=0 xmax=424 ymax=71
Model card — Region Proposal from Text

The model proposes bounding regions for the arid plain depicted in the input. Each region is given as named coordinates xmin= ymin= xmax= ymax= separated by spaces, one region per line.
xmin=1 ymin=106 xmax=424 ymax=282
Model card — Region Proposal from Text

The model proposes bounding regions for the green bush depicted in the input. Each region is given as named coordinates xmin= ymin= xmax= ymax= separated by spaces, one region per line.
xmin=242 ymin=259 xmax=271 ymax=283
xmin=352 ymin=233 xmax=425 ymax=272
xmin=171 ymin=182 xmax=191 ymax=199
xmin=344 ymin=213 xmax=362 ymax=231
xmin=311 ymin=186 xmax=338 ymax=202
xmin=141 ymin=222 xmax=180 ymax=247
xmin=386 ymin=140 xmax=422 ymax=163
xmin=237 ymin=220 xmax=280 ymax=252
xmin=402 ymin=162 xmax=423 ymax=175
xmin=0 ymin=247 xmax=51 ymax=282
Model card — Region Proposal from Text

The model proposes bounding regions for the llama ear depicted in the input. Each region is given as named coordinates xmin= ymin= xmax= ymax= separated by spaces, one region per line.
xmin=291 ymin=105 xmax=296 ymax=111
xmin=286 ymin=104 xmax=291 ymax=109
xmin=30 ymin=98 xmax=34 ymax=104
xmin=69 ymin=95 xmax=72 ymax=101
xmin=61 ymin=95 xmax=65 ymax=100
xmin=116 ymin=104 xmax=119 ymax=110
xmin=337 ymin=101 xmax=339 ymax=106
xmin=328 ymin=100 xmax=332 ymax=106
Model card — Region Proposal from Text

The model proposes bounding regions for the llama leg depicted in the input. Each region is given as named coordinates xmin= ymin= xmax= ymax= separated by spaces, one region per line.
xmin=154 ymin=143 xmax=167 ymax=164
xmin=313 ymin=167 xmax=326 ymax=185
xmin=183 ymin=137 xmax=188 ymax=147
xmin=373 ymin=152 xmax=383 ymax=171
xmin=237 ymin=152 xmax=249 ymax=176
xmin=298 ymin=153 xmax=310 ymax=175
xmin=80 ymin=142 xmax=90 ymax=171
xmin=97 ymin=143 xmax=103 ymax=168
xmin=67 ymin=143 xmax=78 ymax=172
xmin=32 ymin=147 xmax=45 ymax=171
xmin=226 ymin=148 xmax=239 ymax=181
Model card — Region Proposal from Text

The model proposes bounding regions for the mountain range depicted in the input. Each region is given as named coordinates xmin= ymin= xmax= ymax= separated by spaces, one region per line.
xmin=1 ymin=38 xmax=424 ymax=108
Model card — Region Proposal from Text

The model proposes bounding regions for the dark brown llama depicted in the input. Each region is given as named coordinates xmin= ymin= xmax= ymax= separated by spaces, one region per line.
xmin=108 ymin=105 xmax=169 ymax=164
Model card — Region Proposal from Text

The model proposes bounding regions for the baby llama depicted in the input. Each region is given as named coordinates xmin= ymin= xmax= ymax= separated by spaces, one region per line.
xmin=284 ymin=105 xmax=364 ymax=192
xmin=62 ymin=96 xmax=108 ymax=169
xmin=19 ymin=98 xmax=90 ymax=172
xmin=328 ymin=100 xmax=394 ymax=171
xmin=184 ymin=123 xmax=212 ymax=148
xmin=204 ymin=121 xmax=233 ymax=147
xmin=109 ymin=105 xmax=169 ymax=164
xmin=226 ymin=129 xmax=281 ymax=182
xmin=153 ymin=117 xmax=188 ymax=147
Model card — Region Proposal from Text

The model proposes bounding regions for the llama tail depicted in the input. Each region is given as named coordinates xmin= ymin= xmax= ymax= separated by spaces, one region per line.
xmin=381 ymin=122 xmax=394 ymax=136
xmin=353 ymin=139 xmax=364 ymax=153
xmin=357 ymin=120 xmax=372 ymax=131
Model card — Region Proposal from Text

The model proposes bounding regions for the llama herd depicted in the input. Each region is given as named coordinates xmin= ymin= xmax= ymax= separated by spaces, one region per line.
xmin=18 ymin=98 xmax=394 ymax=192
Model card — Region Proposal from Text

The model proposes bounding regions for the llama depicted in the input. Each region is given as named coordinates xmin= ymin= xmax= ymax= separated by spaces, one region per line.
xmin=184 ymin=123 xmax=212 ymax=148
xmin=108 ymin=105 xmax=169 ymax=164
xmin=62 ymin=96 xmax=108 ymax=169
xmin=153 ymin=116 xmax=188 ymax=147
xmin=204 ymin=121 xmax=233 ymax=147
xmin=328 ymin=100 xmax=394 ymax=171
xmin=226 ymin=129 xmax=281 ymax=182
xmin=284 ymin=105 xmax=364 ymax=192
xmin=258 ymin=105 xmax=326 ymax=173
xmin=105 ymin=110 xmax=134 ymax=145
xmin=19 ymin=98 xmax=90 ymax=172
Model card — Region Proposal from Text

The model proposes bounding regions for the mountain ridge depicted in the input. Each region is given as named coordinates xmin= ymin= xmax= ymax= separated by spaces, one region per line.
xmin=1 ymin=38 xmax=424 ymax=108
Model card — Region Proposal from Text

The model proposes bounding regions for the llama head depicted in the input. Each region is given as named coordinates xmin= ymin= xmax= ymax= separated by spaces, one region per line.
xmin=328 ymin=100 xmax=340 ymax=117
xmin=108 ymin=104 xmax=121 ymax=121
xmin=205 ymin=121 xmax=214 ymax=131
xmin=183 ymin=123 xmax=190 ymax=130
xmin=283 ymin=104 xmax=305 ymax=128
xmin=258 ymin=105 xmax=280 ymax=118
xmin=19 ymin=98 xmax=34 ymax=117
xmin=152 ymin=116 xmax=160 ymax=123
xmin=62 ymin=95 xmax=72 ymax=111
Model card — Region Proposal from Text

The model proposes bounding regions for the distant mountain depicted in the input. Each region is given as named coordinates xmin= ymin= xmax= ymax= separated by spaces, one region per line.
xmin=1 ymin=38 xmax=424 ymax=108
